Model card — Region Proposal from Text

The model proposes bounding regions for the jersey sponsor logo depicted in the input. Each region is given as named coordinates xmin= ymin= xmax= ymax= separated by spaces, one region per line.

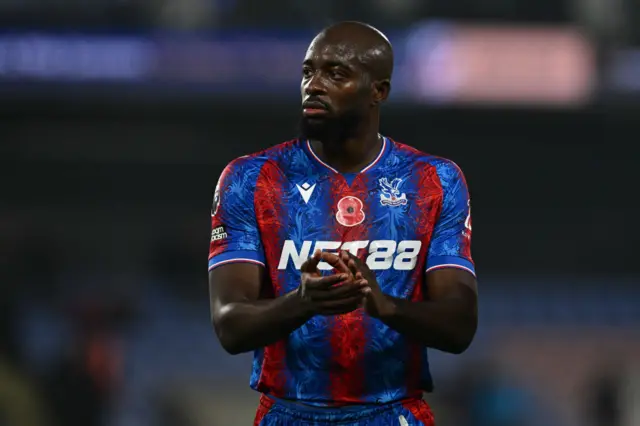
xmin=210 ymin=225 xmax=227 ymax=242
xmin=336 ymin=196 xmax=365 ymax=227
xmin=296 ymin=182 xmax=316 ymax=204
xmin=211 ymin=180 xmax=221 ymax=216
xmin=379 ymin=177 xmax=408 ymax=207
xmin=278 ymin=240 xmax=423 ymax=271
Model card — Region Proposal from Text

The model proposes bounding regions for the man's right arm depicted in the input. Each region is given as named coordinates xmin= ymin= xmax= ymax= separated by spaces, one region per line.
xmin=207 ymin=157 xmax=309 ymax=354
xmin=210 ymin=252 xmax=366 ymax=354
xmin=209 ymin=262 xmax=312 ymax=355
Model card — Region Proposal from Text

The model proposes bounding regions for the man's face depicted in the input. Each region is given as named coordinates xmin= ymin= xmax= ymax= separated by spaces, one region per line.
xmin=299 ymin=36 xmax=371 ymax=141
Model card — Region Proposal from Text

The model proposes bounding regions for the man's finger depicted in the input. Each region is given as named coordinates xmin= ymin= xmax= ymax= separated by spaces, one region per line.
xmin=347 ymin=258 xmax=359 ymax=277
xmin=340 ymin=250 xmax=362 ymax=277
xmin=300 ymin=249 xmax=322 ymax=273
xmin=304 ymin=273 xmax=349 ymax=289
xmin=319 ymin=251 xmax=351 ymax=273
xmin=344 ymin=250 xmax=364 ymax=265
xmin=308 ymin=281 xmax=368 ymax=301
xmin=340 ymin=250 xmax=351 ymax=265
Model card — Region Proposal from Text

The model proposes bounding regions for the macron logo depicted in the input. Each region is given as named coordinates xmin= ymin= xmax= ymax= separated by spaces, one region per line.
xmin=296 ymin=182 xmax=316 ymax=204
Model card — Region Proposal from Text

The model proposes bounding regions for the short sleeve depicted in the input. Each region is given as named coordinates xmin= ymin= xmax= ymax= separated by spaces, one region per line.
xmin=426 ymin=160 xmax=475 ymax=277
xmin=208 ymin=157 xmax=266 ymax=271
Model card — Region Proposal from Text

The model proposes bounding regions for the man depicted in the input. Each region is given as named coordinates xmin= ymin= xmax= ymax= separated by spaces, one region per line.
xmin=208 ymin=21 xmax=477 ymax=425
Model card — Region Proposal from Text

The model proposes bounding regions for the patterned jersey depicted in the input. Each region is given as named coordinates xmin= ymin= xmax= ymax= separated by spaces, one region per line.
xmin=208 ymin=137 xmax=475 ymax=406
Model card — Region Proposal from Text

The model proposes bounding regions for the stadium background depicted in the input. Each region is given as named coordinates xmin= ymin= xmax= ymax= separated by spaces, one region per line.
xmin=1 ymin=1 xmax=639 ymax=425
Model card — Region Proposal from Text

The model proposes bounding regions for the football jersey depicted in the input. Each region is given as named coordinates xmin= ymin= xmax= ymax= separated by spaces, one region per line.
xmin=208 ymin=137 xmax=475 ymax=405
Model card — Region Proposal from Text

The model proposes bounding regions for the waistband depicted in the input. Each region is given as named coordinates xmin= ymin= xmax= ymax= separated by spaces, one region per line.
xmin=259 ymin=394 xmax=426 ymax=422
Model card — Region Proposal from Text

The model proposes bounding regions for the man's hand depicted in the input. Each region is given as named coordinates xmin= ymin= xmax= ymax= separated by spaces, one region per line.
xmin=297 ymin=250 xmax=369 ymax=316
xmin=341 ymin=251 xmax=395 ymax=319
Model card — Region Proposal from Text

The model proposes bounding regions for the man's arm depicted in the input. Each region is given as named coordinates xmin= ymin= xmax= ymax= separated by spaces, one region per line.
xmin=379 ymin=269 xmax=477 ymax=354
xmin=210 ymin=253 xmax=368 ymax=355
xmin=348 ymin=159 xmax=478 ymax=353
xmin=209 ymin=263 xmax=311 ymax=355
xmin=381 ymin=160 xmax=477 ymax=353
xmin=207 ymin=157 xmax=311 ymax=354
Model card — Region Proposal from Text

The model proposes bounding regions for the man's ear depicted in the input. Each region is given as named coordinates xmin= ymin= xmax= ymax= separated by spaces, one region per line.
xmin=372 ymin=79 xmax=391 ymax=105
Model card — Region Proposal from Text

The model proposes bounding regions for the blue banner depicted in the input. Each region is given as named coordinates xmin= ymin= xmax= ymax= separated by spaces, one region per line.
xmin=0 ymin=24 xmax=595 ymax=105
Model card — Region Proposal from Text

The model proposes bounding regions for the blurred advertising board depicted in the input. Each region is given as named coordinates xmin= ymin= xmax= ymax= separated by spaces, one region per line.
xmin=403 ymin=24 xmax=595 ymax=106
xmin=0 ymin=23 xmax=595 ymax=106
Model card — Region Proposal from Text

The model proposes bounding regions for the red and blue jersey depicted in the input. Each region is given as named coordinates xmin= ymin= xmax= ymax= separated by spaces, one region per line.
xmin=208 ymin=137 xmax=475 ymax=406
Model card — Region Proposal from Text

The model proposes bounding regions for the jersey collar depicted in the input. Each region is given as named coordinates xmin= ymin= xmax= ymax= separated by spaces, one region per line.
xmin=304 ymin=135 xmax=389 ymax=175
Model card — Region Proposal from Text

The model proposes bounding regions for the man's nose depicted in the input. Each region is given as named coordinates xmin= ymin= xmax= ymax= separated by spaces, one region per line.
xmin=304 ymin=74 xmax=327 ymax=96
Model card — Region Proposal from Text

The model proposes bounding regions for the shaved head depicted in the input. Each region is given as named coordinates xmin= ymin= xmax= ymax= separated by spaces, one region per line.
xmin=311 ymin=21 xmax=394 ymax=81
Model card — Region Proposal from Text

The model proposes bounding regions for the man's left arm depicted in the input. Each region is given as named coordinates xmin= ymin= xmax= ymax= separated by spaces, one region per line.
xmin=355 ymin=160 xmax=477 ymax=354
xmin=378 ymin=268 xmax=477 ymax=354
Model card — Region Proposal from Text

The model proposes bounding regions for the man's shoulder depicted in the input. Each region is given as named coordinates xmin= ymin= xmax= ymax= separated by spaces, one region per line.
xmin=388 ymin=138 xmax=458 ymax=170
xmin=224 ymin=139 xmax=302 ymax=174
